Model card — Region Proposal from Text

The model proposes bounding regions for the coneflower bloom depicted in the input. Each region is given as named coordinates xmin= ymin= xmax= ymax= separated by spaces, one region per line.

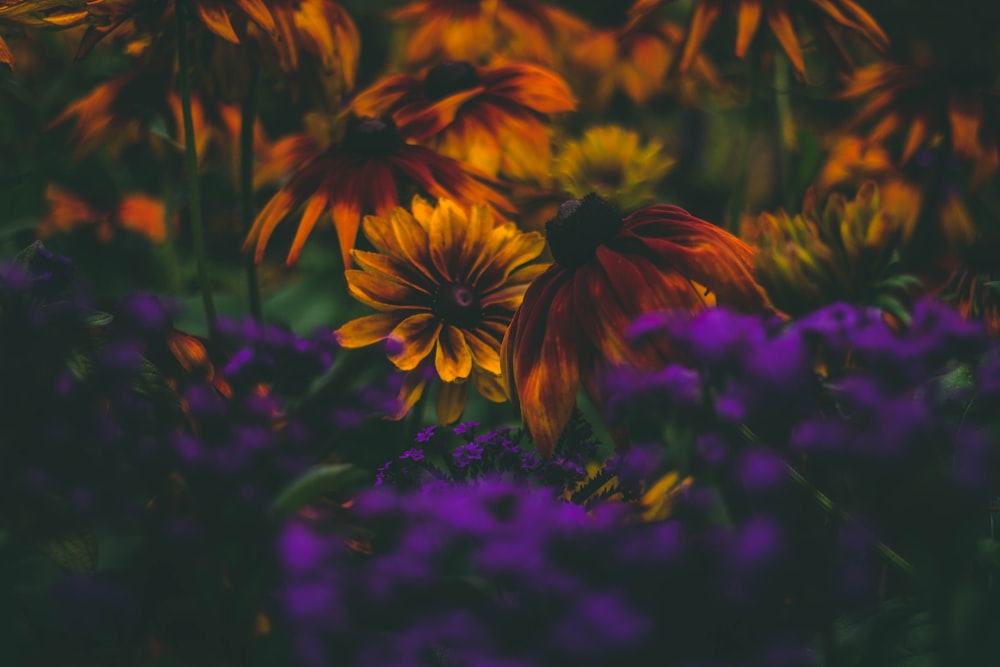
xmin=245 ymin=114 xmax=514 ymax=267
xmin=167 ymin=93 xmax=269 ymax=181
xmin=501 ymin=193 xmax=771 ymax=456
xmin=554 ymin=125 xmax=674 ymax=213
xmin=676 ymin=0 xmax=888 ymax=78
xmin=388 ymin=0 xmax=587 ymax=68
xmin=38 ymin=184 xmax=170 ymax=244
xmin=351 ymin=60 xmax=576 ymax=183
xmin=567 ymin=0 xmax=721 ymax=108
xmin=0 ymin=0 xmax=88 ymax=69
xmin=839 ymin=56 xmax=1000 ymax=187
xmin=335 ymin=196 xmax=547 ymax=424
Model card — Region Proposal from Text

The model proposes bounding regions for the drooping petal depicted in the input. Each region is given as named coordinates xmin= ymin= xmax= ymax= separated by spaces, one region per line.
xmin=735 ymin=0 xmax=763 ymax=57
xmin=465 ymin=328 xmax=502 ymax=376
xmin=286 ymin=192 xmax=329 ymax=266
xmin=335 ymin=313 xmax=406 ymax=348
xmin=678 ymin=0 xmax=721 ymax=73
xmin=391 ymin=368 xmax=430 ymax=420
xmin=436 ymin=380 xmax=470 ymax=424
xmin=435 ymin=325 xmax=473 ymax=382
xmin=765 ymin=2 xmax=806 ymax=77
xmin=473 ymin=369 xmax=507 ymax=403
xmin=345 ymin=270 xmax=422 ymax=311
xmin=388 ymin=313 xmax=441 ymax=371
xmin=193 ymin=0 xmax=240 ymax=43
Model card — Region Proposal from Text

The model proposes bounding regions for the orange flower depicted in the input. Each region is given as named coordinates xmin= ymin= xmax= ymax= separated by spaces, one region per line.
xmin=168 ymin=93 xmax=269 ymax=181
xmin=388 ymin=0 xmax=587 ymax=67
xmin=335 ymin=196 xmax=547 ymax=423
xmin=501 ymin=194 xmax=772 ymax=456
xmin=245 ymin=114 xmax=515 ymax=268
xmin=676 ymin=0 xmax=888 ymax=78
xmin=39 ymin=184 xmax=171 ymax=244
xmin=567 ymin=0 xmax=721 ymax=108
xmin=351 ymin=60 xmax=576 ymax=183
xmin=183 ymin=0 xmax=277 ymax=46
xmin=839 ymin=57 xmax=1000 ymax=187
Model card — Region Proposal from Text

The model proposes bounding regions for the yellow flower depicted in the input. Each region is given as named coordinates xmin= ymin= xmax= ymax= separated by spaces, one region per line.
xmin=335 ymin=196 xmax=547 ymax=424
xmin=554 ymin=125 xmax=674 ymax=213
xmin=747 ymin=182 xmax=904 ymax=316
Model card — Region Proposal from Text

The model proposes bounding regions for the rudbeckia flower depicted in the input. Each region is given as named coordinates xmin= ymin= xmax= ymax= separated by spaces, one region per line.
xmin=179 ymin=0 xmax=277 ymax=46
xmin=567 ymin=0 xmax=721 ymax=108
xmin=388 ymin=0 xmax=587 ymax=67
xmin=839 ymin=55 xmax=1000 ymax=187
xmin=676 ymin=0 xmax=888 ymax=78
xmin=554 ymin=125 xmax=674 ymax=213
xmin=501 ymin=194 xmax=771 ymax=456
xmin=746 ymin=183 xmax=905 ymax=317
xmin=335 ymin=196 xmax=547 ymax=424
xmin=167 ymin=93 xmax=269 ymax=182
xmin=38 ymin=184 xmax=170 ymax=244
xmin=245 ymin=114 xmax=514 ymax=267
xmin=351 ymin=60 xmax=576 ymax=183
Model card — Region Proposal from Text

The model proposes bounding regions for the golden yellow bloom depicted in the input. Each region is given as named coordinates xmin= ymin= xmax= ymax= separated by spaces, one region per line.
xmin=554 ymin=125 xmax=674 ymax=213
xmin=747 ymin=182 xmax=904 ymax=316
xmin=0 ymin=0 xmax=88 ymax=69
xmin=840 ymin=56 xmax=1000 ymax=187
xmin=246 ymin=114 xmax=514 ymax=268
xmin=388 ymin=0 xmax=588 ymax=68
xmin=39 ymin=184 xmax=170 ymax=244
xmin=568 ymin=0 xmax=721 ymax=108
xmin=676 ymin=0 xmax=888 ymax=78
xmin=335 ymin=196 xmax=547 ymax=424
xmin=351 ymin=60 xmax=576 ymax=183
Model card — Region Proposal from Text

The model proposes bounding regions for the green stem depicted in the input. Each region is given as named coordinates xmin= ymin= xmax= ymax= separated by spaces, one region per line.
xmin=176 ymin=6 xmax=217 ymax=334
xmin=240 ymin=54 xmax=263 ymax=322
xmin=773 ymin=51 xmax=797 ymax=212
xmin=158 ymin=191 xmax=183 ymax=295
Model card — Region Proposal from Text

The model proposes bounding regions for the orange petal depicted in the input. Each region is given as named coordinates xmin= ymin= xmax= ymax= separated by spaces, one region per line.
xmin=193 ymin=0 xmax=240 ymax=43
xmin=765 ymin=3 xmax=806 ymax=78
xmin=388 ymin=313 xmax=441 ymax=371
xmin=735 ymin=0 xmax=763 ymax=57
xmin=345 ymin=270 xmax=422 ymax=311
xmin=335 ymin=313 xmax=406 ymax=348
xmin=434 ymin=325 xmax=473 ymax=382
xmin=286 ymin=193 xmax=329 ymax=266
xmin=117 ymin=195 xmax=167 ymax=243
xmin=678 ymin=0 xmax=721 ymax=73
xmin=465 ymin=328 xmax=502 ymax=376
xmin=473 ymin=369 xmax=507 ymax=403
xmin=391 ymin=369 xmax=429 ymax=420
xmin=234 ymin=0 xmax=277 ymax=34
xmin=435 ymin=380 xmax=470 ymax=424
xmin=0 ymin=35 xmax=13 ymax=70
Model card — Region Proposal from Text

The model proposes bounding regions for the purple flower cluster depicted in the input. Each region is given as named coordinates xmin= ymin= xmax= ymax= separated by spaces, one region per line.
xmin=0 ymin=246 xmax=179 ymax=537
xmin=278 ymin=480 xmax=821 ymax=667
xmin=374 ymin=412 xmax=603 ymax=494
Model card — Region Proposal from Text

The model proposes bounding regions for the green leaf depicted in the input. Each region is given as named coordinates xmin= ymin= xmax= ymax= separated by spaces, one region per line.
xmin=82 ymin=310 xmax=114 ymax=328
xmin=834 ymin=598 xmax=940 ymax=667
xmin=271 ymin=464 xmax=365 ymax=516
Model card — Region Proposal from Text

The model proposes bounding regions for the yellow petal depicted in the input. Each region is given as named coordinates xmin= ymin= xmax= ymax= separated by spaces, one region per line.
xmin=335 ymin=313 xmax=406 ymax=348
xmin=434 ymin=325 xmax=473 ymax=382
xmin=436 ymin=380 xmax=470 ymax=424
xmin=389 ymin=313 xmax=441 ymax=371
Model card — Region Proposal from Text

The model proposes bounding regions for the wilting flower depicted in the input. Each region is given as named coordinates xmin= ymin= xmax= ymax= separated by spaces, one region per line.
xmin=388 ymin=0 xmax=587 ymax=67
xmin=747 ymin=182 xmax=904 ymax=317
xmin=351 ymin=60 xmax=576 ymax=183
xmin=245 ymin=114 xmax=514 ymax=267
xmin=839 ymin=55 xmax=1000 ymax=186
xmin=38 ymin=184 xmax=170 ymax=244
xmin=0 ymin=0 xmax=88 ymax=69
xmin=502 ymin=193 xmax=771 ymax=455
xmin=554 ymin=125 xmax=674 ymax=212
xmin=676 ymin=0 xmax=888 ymax=78
xmin=567 ymin=0 xmax=721 ymax=108
xmin=335 ymin=196 xmax=546 ymax=424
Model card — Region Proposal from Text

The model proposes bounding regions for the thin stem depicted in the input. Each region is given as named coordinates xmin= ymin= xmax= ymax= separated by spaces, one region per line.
xmin=773 ymin=51 xmax=797 ymax=212
xmin=176 ymin=7 xmax=217 ymax=334
xmin=240 ymin=54 xmax=263 ymax=322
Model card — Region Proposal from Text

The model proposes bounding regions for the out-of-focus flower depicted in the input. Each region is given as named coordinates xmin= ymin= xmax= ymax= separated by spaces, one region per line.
xmin=676 ymin=0 xmax=888 ymax=78
xmin=0 ymin=0 xmax=89 ymax=69
xmin=39 ymin=184 xmax=171 ymax=244
xmin=254 ymin=0 xmax=357 ymax=80
xmin=335 ymin=196 xmax=546 ymax=423
xmin=567 ymin=0 xmax=721 ymax=108
xmin=49 ymin=68 xmax=170 ymax=158
xmin=554 ymin=125 xmax=674 ymax=212
xmin=246 ymin=114 xmax=514 ymax=268
xmin=351 ymin=60 xmax=576 ymax=183
xmin=746 ymin=182 xmax=904 ymax=317
xmin=167 ymin=92 xmax=269 ymax=181
xmin=388 ymin=0 xmax=588 ymax=68
xmin=182 ymin=0 xmax=277 ymax=46
xmin=840 ymin=54 xmax=1000 ymax=187
xmin=502 ymin=193 xmax=771 ymax=455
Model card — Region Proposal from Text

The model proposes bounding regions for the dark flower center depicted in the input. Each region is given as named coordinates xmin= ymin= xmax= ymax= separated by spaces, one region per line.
xmin=342 ymin=115 xmax=403 ymax=156
xmin=545 ymin=193 xmax=624 ymax=269
xmin=433 ymin=283 xmax=482 ymax=328
xmin=424 ymin=61 xmax=481 ymax=102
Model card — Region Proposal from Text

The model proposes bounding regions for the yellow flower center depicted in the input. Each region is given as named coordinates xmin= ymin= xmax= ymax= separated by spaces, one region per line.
xmin=546 ymin=194 xmax=624 ymax=269
xmin=423 ymin=61 xmax=481 ymax=102
xmin=342 ymin=115 xmax=403 ymax=156
xmin=433 ymin=283 xmax=482 ymax=328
